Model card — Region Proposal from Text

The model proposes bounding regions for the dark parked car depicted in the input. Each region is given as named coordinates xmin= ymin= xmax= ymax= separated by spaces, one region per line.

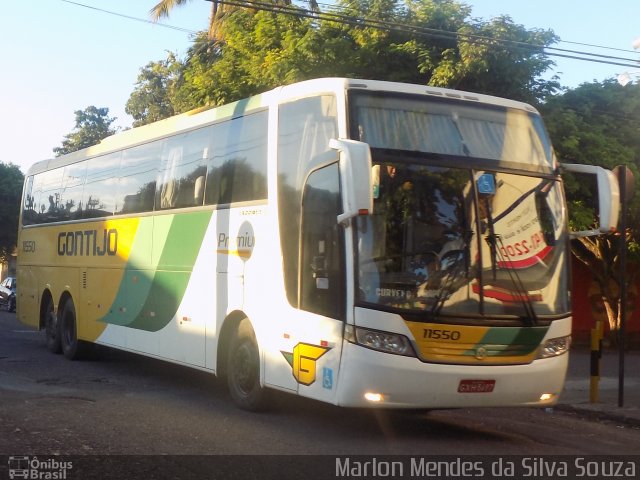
xmin=0 ymin=276 xmax=16 ymax=312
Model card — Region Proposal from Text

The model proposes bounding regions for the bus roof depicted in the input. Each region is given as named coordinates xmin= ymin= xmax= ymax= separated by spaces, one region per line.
xmin=276 ymin=77 xmax=539 ymax=113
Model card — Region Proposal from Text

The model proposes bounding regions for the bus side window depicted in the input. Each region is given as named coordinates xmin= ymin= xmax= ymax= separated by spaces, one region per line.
xmin=82 ymin=153 xmax=120 ymax=218
xmin=156 ymin=127 xmax=210 ymax=211
xmin=158 ymin=146 xmax=182 ymax=209
xmin=117 ymin=141 xmax=159 ymax=214
xmin=60 ymin=162 xmax=87 ymax=220
xmin=300 ymin=163 xmax=345 ymax=320
xmin=35 ymin=168 xmax=64 ymax=223
xmin=205 ymin=111 xmax=268 ymax=207
xmin=21 ymin=176 xmax=35 ymax=226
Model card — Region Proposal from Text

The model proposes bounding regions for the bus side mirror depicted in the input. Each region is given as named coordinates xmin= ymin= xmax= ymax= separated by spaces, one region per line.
xmin=562 ymin=163 xmax=620 ymax=237
xmin=330 ymin=139 xmax=373 ymax=226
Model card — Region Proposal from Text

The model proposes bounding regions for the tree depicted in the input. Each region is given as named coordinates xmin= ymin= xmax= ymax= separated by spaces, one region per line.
xmin=541 ymin=79 xmax=640 ymax=343
xmin=427 ymin=15 xmax=560 ymax=104
xmin=0 ymin=162 xmax=24 ymax=263
xmin=149 ymin=0 xmax=299 ymax=42
xmin=150 ymin=0 xmax=219 ymax=40
xmin=125 ymin=54 xmax=185 ymax=127
xmin=179 ymin=10 xmax=322 ymax=106
xmin=53 ymin=106 xmax=118 ymax=156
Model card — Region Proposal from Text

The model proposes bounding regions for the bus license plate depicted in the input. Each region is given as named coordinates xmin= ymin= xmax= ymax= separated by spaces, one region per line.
xmin=458 ymin=379 xmax=495 ymax=393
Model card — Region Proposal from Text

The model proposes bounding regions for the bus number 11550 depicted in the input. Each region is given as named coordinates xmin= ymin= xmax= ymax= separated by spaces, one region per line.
xmin=423 ymin=328 xmax=462 ymax=341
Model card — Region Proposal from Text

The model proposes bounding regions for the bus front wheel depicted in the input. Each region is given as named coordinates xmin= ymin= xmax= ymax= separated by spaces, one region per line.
xmin=227 ymin=319 xmax=270 ymax=411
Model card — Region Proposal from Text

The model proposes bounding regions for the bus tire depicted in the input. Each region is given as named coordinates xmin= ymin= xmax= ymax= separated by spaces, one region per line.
xmin=44 ymin=297 xmax=61 ymax=354
xmin=60 ymin=300 xmax=89 ymax=360
xmin=227 ymin=319 xmax=270 ymax=411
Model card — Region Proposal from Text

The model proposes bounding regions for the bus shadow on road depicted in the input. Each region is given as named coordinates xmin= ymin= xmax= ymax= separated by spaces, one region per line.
xmin=267 ymin=389 xmax=514 ymax=446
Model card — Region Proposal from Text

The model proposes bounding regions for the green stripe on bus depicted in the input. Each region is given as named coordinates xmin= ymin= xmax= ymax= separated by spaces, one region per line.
xmin=463 ymin=326 xmax=548 ymax=357
xmin=102 ymin=211 xmax=212 ymax=331
xmin=128 ymin=210 xmax=212 ymax=331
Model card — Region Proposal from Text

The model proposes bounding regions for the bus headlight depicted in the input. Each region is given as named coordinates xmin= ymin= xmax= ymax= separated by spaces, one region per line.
xmin=538 ymin=335 xmax=571 ymax=359
xmin=345 ymin=325 xmax=415 ymax=357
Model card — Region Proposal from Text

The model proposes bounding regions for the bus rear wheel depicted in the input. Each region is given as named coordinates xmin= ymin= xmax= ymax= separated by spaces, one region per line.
xmin=60 ymin=300 xmax=89 ymax=360
xmin=227 ymin=319 xmax=270 ymax=411
xmin=44 ymin=297 xmax=61 ymax=354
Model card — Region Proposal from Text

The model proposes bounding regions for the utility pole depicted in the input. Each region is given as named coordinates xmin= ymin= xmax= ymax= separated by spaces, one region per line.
xmin=613 ymin=165 xmax=634 ymax=407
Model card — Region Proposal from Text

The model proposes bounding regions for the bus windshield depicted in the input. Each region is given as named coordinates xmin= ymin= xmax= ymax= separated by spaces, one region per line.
xmin=350 ymin=92 xmax=569 ymax=319
xmin=356 ymin=163 xmax=569 ymax=318
xmin=349 ymin=91 xmax=554 ymax=172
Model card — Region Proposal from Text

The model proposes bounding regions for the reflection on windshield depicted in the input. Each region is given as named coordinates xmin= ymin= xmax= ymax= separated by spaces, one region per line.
xmin=349 ymin=92 xmax=554 ymax=171
xmin=356 ymin=163 xmax=569 ymax=318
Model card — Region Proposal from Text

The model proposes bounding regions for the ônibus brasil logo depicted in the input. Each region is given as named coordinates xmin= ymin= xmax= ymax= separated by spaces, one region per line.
xmin=8 ymin=456 xmax=73 ymax=479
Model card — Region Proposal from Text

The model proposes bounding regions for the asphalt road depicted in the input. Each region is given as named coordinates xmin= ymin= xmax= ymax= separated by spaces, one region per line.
xmin=0 ymin=308 xmax=639 ymax=478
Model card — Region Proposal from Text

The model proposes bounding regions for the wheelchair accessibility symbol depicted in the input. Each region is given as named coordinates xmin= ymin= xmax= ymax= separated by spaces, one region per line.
xmin=477 ymin=173 xmax=496 ymax=195
xmin=322 ymin=367 xmax=334 ymax=389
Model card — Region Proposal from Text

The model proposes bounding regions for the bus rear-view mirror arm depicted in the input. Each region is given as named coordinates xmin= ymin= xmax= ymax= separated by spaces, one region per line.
xmin=330 ymin=139 xmax=374 ymax=226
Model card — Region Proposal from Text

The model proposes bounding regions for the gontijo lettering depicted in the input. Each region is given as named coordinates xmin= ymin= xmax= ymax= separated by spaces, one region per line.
xmin=57 ymin=229 xmax=118 ymax=256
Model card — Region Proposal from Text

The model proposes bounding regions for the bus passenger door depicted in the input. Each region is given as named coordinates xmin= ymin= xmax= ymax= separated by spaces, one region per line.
xmin=293 ymin=164 xmax=346 ymax=404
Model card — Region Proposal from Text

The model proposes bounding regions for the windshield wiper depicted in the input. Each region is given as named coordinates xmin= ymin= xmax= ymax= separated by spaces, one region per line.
xmin=486 ymin=233 xmax=539 ymax=326
xmin=428 ymin=249 xmax=469 ymax=319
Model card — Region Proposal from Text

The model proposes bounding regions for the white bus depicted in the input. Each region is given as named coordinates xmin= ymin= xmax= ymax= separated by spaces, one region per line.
xmin=17 ymin=78 xmax=618 ymax=410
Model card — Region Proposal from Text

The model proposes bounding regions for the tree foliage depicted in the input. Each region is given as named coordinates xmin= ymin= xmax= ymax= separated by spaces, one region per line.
xmin=429 ymin=15 xmax=559 ymax=103
xmin=542 ymin=80 xmax=640 ymax=238
xmin=131 ymin=0 xmax=560 ymax=122
xmin=54 ymin=106 xmax=118 ymax=156
xmin=125 ymin=54 xmax=184 ymax=127
xmin=150 ymin=0 xmax=299 ymax=42
xmin=0 ymin=162 xmax=24 ymax=262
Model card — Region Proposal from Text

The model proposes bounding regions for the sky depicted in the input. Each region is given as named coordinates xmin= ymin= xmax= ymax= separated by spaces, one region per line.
xmin=1 ymin=0 xmax=639 ymax=174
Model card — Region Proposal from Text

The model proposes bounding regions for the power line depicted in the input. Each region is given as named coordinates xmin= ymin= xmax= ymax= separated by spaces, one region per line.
xmin=556 ymin=39 xmax=638 ymax=55
xmin=215 ymin=0 xmax=640 ymax=69
xmin=59 ymin=0 xmax=198 ymax=35
xmin=314 ymin=0 xmax=640 ymax=57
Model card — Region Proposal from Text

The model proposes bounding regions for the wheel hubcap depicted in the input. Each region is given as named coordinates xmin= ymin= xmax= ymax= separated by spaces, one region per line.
xmin=62 ymin=315 xmax=74 ymax=346
xmin=234 ymin=343 xmax=256 ymax=394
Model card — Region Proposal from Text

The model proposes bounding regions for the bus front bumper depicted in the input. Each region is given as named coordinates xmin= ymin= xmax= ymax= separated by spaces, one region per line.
xmin=334 ymin=341 xmax=568 ymax=409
